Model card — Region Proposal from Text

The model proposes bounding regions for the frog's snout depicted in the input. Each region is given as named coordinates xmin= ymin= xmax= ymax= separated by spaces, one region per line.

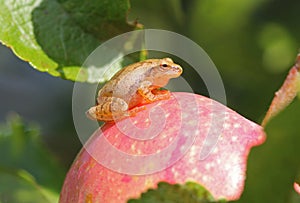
xmin=172 ymin=65 xmax=183 ymax=76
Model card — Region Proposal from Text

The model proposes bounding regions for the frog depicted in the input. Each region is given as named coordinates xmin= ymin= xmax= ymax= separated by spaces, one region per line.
xmin=86 ymin=58 xmax=183 ymax=122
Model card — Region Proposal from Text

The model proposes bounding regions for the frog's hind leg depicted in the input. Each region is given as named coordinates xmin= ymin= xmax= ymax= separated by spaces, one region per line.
xmin=86 ymin=97 xmax=130 ymax=122
xmin=128 ymin=105 xmax=147 ymax=117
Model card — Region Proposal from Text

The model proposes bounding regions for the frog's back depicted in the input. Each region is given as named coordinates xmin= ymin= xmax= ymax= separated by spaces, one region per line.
xmin=98 ymin=60 xmax=155 ymax=100
xmin=110 ymin=60 xmax=146 ymax=81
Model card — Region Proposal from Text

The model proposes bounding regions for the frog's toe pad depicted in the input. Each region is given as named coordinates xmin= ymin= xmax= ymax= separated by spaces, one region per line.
xmin=86 ymin=106 xmax=97 ymax=120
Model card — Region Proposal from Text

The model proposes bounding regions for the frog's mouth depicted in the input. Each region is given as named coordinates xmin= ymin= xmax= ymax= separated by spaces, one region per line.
xmin=168 ymin=65 xmax=183 ymax=78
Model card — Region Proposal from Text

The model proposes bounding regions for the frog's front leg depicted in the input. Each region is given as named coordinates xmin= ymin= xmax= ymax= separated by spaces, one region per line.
xmin=87 ymin=97 xmax=132 ymax=121
xmin=138 ymin=81 xmax=171 ymax=103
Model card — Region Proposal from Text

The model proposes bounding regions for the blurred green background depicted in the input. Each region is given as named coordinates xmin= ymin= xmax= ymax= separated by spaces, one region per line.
xmin=0 ymin=0 xmax=299 ymax=202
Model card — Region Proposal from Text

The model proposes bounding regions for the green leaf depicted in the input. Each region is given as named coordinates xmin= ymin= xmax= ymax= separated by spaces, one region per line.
xmin=0 ymin=0 xmax=136 ymax=82
xmin=233 ymin=99 xmax=300 ymax=203
xmin=0 ymin=114 xmax=64 ymax=196
xmin=127 ymin=182 xmax=226 ymax=203
xmin=0 ymin=167 xmax=57 ymax=203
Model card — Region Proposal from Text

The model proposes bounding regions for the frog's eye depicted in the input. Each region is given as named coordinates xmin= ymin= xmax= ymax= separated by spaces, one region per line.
xmin=160 ymin=63 xmax=169 ymax=68
xmin=159 ymin=63 xmax=170 ymax=71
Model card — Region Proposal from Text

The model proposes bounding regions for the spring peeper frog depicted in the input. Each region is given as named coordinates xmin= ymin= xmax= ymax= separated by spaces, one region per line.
xmin=86 ymin=58 xmax=183 ymax=122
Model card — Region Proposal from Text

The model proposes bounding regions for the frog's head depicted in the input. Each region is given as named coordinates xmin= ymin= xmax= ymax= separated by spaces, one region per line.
xmin=150 ymin=58 xmax=183 ymax=86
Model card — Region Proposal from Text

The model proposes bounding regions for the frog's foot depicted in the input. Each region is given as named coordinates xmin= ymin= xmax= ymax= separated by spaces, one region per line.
xmin=138 ymin=87 xmax=171 ymax=103
xmin=128 ymin=105 xmax=147 ymax=117
xmin=87 ymin=105 xmax=146 ymax=122
xmin=148 ymin=85 xmax=170 ymax=97
xmin=86 ymin=106 xmax=129 ymax=122
xmin=152 ymin=89 xmax=170 ymax=98
xmin=86 ymin=106 xmax=118 ymax=121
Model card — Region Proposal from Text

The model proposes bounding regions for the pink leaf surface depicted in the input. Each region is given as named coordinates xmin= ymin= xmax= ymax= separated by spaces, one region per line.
xmin=60 ymin=92 xmax=266 ymax=203
xmin=294 ymin=182 xmax=300 ymax=194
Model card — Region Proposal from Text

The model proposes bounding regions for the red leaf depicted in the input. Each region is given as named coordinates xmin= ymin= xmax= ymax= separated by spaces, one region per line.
xmin=59 ymin=92 xmax=265 ymax=203
xmin=262 ymin=53 xmax=300 ymax=127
